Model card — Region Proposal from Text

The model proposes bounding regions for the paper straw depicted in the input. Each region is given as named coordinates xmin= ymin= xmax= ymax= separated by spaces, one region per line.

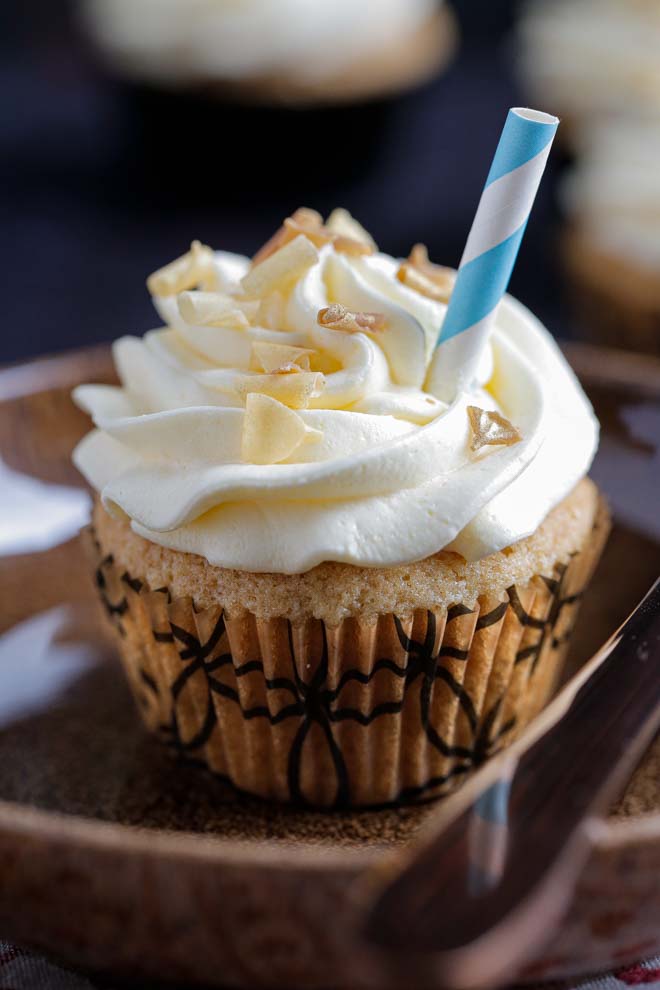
xmin=426 ymin=108 xmax=558 ymax=402
xmin=467 ymin=754 xmax=517 ymax=896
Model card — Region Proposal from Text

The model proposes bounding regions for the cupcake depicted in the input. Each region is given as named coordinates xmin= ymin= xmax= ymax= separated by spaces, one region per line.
xmin=73 ymin=209 xmax=607 ymax=808
xmin=79 ymin=0 xmax=457 ymax=106
xmin=79 ymin=1 xmax=457 ymax=194
xmin=561 ymin=121 xmax=660 ymax=354
xmin=516 ymin=0 xmax=660 ymax=139
xmin=516 ymin=2 xmax=660 ymax=352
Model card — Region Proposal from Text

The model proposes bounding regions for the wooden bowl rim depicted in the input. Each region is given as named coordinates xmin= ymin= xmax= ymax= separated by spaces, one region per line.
xmin=1 ymin=342 xmax=659 ymax=867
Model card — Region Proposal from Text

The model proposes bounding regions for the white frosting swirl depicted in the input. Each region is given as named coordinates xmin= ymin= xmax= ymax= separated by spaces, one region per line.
xmin=73 ymin=237 xmax=598 ymax=574
xmin=561 ymin=120 xmax=660 ymax=269
xmin=81 ymin=0 xmax=438 ymax=85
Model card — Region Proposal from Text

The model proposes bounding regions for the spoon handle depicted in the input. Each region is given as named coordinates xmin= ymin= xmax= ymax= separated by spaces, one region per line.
xmin=364 ymin=578 xmax=660 ymax=987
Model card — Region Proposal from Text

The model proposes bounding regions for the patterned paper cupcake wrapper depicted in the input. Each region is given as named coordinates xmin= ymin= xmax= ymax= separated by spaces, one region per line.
xmin=87 ymin=500 xmax=609 ymax=808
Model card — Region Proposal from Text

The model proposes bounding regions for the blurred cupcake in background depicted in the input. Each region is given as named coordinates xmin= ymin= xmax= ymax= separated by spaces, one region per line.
xmin=516 ymin=0 xmax=660 ymax=141
xmin=561 ymin=121 xmax=660 ymax=354
xmin=80 ymin=0 xmax=457 ymax=106
xmin=79 ymin=0 xmax=457 ymax=195
xmin=517 ymin=0 xmax=660 ymax=353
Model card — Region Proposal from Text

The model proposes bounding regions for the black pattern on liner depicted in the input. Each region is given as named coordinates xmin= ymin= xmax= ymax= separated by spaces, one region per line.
xmin=91 ymin=516 xmax=601 ymax=809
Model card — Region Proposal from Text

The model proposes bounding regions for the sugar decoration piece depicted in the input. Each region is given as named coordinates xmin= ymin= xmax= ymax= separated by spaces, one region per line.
xmin=467 ymin=405 xmax=522 ymax=452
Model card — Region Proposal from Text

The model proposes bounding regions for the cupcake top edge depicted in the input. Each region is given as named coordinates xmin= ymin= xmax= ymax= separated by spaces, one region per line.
xmin=72 ymin=208 xmax=599 ymax=574
xmin=80 ymin=0 xmax=441 ymax=86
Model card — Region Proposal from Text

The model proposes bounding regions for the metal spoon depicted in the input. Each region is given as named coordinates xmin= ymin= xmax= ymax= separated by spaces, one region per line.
xmin=363 ymin=578 xmax=660 ymax=989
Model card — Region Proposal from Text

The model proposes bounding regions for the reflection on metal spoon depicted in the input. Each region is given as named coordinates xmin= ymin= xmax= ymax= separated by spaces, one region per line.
xmin=0 ymin=457 xmax=90 ymax=556
xmin=0 ymin=607 xmax=98 ymax=728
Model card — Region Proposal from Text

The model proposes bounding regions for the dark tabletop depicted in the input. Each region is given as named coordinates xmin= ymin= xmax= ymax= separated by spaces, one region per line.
xmin=0 ymin=0 xmax=579 ymax=366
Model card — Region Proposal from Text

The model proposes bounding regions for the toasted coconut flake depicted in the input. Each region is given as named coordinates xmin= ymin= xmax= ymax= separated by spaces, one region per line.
xmin=397 ymin=244 xmax=455 ymax=303
xmin=237 ymin=371 xmax=325 ymax=409
xmin=250 ymin=342 xmax=315 ymax=373
xmin=241 ymin=235 xmax=319 ymax=299
xmin=147 ymin=240 xmax=217 ymax=297
xmin=467 ymin=406 xmax=522 ymax=453
xmin=326 ymin=208 xmax=377 ymax=250
xmin=317 ymin=303 xmax=386 ymax=334
xmin=251 ymin=225 xmax=291 ymax=267
xmin=177 ymin=291 xmax=251 ymax=328
xmin=290 ymin=207 xmax=324 ymax=226
xmin=241 ymin=393 xmax=321 ymax=465
xmin=284 ymin=207 xmax=331 ymax=246
xmin=252 ymin=208 xmax=329 ymax=265
xmin=256 ymin=291 xmax=287 ymax=330
xmin=236 ymin=298 xmax=261 ymax=320
xmin=332 ymin=235 xmax=374 ymax=257
xmin=252 ymin=207 xmax=378 ymax=266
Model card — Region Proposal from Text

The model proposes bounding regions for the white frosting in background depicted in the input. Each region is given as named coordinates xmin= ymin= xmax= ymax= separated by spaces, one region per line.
xmin=561 ymin=121 xmax=660 ymax=269
xmin=73 ymin=236 xmax=598 ymax=574
xmin=80 ymin=0 xmax=439 ymax=85
xmin=518 ymin=1 xmax=660 ymax=269
xmin=517 ymin=0 xmax=660 ymax=119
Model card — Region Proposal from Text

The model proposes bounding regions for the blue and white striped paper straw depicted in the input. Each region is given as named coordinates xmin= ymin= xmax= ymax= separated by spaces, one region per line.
xmin=467 ymin=755 xmax=517 ymax=896
xmin=426 ymin=108 xmax=559 ymax=402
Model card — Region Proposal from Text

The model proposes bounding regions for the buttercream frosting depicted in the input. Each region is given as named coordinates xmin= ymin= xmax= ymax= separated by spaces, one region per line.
xmin=73 ymin=212 xmax=598 ymax=574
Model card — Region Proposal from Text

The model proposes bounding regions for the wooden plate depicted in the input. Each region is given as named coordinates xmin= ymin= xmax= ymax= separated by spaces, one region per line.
xmin=0 ymin=343 xmax=658 ymax=989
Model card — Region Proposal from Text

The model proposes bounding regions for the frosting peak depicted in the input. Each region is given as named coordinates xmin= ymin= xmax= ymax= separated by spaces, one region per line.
xmin=73 ymin=209 xmax=598 ymax=573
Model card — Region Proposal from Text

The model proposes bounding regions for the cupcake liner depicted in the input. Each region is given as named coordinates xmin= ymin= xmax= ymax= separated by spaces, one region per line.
xmin=86 ymin=499 xmax=609 ymax=808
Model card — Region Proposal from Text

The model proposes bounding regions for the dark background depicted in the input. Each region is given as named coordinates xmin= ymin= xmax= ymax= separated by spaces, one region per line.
xmin=1 ymin=0 xmax=576 ymax=364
